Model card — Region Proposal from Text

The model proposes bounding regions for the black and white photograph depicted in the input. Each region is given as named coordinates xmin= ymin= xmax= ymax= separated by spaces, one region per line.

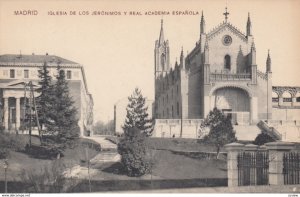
xmin=0 ymin=0 xmax=300 ymax=195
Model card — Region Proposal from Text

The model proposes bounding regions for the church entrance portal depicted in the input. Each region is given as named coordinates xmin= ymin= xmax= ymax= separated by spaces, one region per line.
xmin=213 ymin=87 xmax=250 ymax=125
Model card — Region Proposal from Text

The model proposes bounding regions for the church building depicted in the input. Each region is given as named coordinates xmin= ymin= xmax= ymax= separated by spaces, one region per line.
xmin=153 ymin=9 xmax=300 ymax=141
xmin=155 ymin=9 xmax=272 ymax=124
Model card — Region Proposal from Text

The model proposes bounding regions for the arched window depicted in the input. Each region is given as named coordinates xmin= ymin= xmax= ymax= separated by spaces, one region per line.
xmin=161 ymin=53 xmax=165 ymax=70
xmin=224 ymin=55 xmax=231 ymax=70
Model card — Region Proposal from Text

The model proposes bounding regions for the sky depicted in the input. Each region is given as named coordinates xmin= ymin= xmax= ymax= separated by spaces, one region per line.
xmin=1 ymin=0 xmax=300 ymax=123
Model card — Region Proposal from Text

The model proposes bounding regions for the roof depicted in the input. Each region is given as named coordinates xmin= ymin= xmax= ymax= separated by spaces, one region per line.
xmin=207 ymin=22 xmax=247 ymax=42
xmin=0 ymin=54 xmax=91 ymax=96
xmin=0 ymin=54 xmax=78 ymax=64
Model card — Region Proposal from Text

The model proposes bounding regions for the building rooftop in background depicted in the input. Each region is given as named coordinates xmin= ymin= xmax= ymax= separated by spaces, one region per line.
xmin=0 ymin=54 xmax=78 ymax=65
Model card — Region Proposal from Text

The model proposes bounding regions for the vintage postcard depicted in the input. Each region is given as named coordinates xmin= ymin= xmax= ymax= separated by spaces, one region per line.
xmin=0 ymin=0 xmax=300 ymax=195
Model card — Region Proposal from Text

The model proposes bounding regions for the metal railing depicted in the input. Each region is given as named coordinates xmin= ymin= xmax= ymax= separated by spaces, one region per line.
xmin=237 ymin=152 xmax=269 ymax=186
xmin=210 ymin=72 xmax=251 ymax=81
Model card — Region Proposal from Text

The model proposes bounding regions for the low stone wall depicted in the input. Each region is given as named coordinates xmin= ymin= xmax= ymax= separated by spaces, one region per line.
xmin=152 ymin=119 xmax=208 ymax=139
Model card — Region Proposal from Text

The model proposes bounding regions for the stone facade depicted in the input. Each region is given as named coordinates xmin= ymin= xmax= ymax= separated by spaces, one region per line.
xmin=154 ymin=12 xmax=273 ymax=125
xmin=0 ymin=54 xmax=93 ymax=136
xmin=153 ymin=10 xmax=300 ymax=140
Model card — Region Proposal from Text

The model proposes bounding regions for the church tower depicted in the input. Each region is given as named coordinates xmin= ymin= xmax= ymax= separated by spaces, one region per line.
xmin=154 ymin=19 xmax=170 ymax=79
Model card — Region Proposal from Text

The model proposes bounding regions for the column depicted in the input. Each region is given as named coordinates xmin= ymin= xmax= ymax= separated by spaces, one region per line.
xmin=291 ymin=97 xmax=296 ymax=107
xmin=278 ymin=96 xmax=283 ymax=106
xmin=203 ymin=96 xmax=210 ymax=118
xmin=3 ymin=97 xmax=8 ymax=130
xmin=16 ymin=97 xmax=20 ymax=130
xmin=250 ymin=97 xmax=258 ymax=124
xmin=225 ymin=142 xmax=245 ymax=187
xmin=265 ymin=141 xmax=294 ymax=185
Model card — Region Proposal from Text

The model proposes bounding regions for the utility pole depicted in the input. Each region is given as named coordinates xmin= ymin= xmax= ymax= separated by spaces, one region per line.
xmin=29 ymin=83 xmax=32 ymax=147
xmin=85 ymin=147 xmax=91 ymax=192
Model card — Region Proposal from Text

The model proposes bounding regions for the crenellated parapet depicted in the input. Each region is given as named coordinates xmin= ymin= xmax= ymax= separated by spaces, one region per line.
xmin=272 ymin=86 xmax=300 ymax=108
xmin=272 ymin=86 xmax=300 ymax=97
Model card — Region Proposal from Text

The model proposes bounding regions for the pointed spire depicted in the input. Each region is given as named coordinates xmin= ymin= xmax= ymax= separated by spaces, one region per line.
xmin=266 ymin=49 xmax=271 ymax=72
xmin=159 ymin=19 xmax=164 ymax=45
xmin=247 ymin=12 xmax=252 ymax=36
xmin=200 ymin=11 xmax=206 ymax=34
xmin=175 ymin=58 xmax=178 ymax=67
xmin=180 ymin=46 xmax=184 ymax=63
xmin=251 ymin=41 xmax=256 ymax=51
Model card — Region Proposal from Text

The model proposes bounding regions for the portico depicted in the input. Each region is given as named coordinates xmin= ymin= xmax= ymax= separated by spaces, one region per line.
xmin=0 ymin=80 xmax=37 ymax=132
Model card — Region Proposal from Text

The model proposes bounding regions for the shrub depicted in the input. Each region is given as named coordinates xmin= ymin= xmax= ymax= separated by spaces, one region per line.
xmin=254 ymin=133 xmax=275 ymax=146
xmin=25 ymin=144 xmax=63 ymax=159
xmin=202 ymin=108 xmax=237 ymax=158
xmin=20 ymin=160 xmax=75 ymax=192
xmin=0 ymin=133 xmax=27 ymax=158
xmin=117 ymin=127 xmax=150 ymax=177
xmin=0 ymin=148 xmax=9 ymax=159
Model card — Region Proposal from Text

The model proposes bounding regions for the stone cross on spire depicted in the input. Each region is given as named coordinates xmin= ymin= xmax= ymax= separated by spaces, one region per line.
xmin=223 ymin=7 xmax=229 ymax=22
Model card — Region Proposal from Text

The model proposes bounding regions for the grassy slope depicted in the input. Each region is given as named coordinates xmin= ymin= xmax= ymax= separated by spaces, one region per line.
xmin=97 ymin=137 xmax=227 ymax=180
xmin=0 ymin=136 xmax=99 ymax=181
xmin=151 ymin=149 xmax=227 ymax=179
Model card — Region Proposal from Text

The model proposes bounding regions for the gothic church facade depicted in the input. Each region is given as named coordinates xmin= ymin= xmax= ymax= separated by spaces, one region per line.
xmin=154 ymin=10 xmax=272 ymax=126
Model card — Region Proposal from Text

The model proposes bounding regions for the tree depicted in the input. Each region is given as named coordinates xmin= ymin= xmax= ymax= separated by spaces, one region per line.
xmin=254 ymin=133 xmax=275 ymax=145
xmin=47 ymin=65 xmax=79 ymax=147
xmin=202 ymin=108 xmax=237 ymax=159
xmin=123 ymin=88 xmax=153 ymax=136
xmin=93 ymin=120 xmax=114 ymax=135
xmin=117 ymin=127 xmax=150 ymax=177
xmin=36 ymin=62 xmax=55 ymax=134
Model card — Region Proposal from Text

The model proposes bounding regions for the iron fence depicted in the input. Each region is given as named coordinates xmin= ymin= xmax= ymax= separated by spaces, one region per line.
xmin=283 ymin=152 xmax=300 ymax=185
xmin=237 ymin=152 xmax=269 ymax=186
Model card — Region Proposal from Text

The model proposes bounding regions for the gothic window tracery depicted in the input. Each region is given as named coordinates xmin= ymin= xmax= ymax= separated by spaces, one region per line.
xmin=224 ymin=55 xmax=231 ymax=70
xmin=161 ymin=53 xmax=165 ymax=70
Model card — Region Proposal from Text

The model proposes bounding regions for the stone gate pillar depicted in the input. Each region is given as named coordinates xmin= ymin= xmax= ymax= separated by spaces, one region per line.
xmin=225 ymin=142 xmax=245 ymax=187
xmin=265 ymin=141 xmax=294 ymax=185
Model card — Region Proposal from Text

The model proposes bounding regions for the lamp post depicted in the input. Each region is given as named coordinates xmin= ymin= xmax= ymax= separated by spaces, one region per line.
xmin=3 ymin=159 xmax=8 ymax=193
xmin=0 ymin=101 xmax=2 ymax=127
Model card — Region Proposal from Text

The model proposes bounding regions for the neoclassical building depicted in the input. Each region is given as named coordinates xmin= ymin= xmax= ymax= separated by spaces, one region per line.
xmin=153 ymin=9 xmax=300 ymax=140
xmin=0 ymin=54 xmax=93 ymax=136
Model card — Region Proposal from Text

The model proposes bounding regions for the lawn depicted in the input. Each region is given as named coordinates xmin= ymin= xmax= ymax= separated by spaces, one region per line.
xmin=0 ymin=135 xmax=100 ymax=182
xmin=68 ymin=148 xmax=227 ymax=192
xmin=106 ymin=136 xmax=222 ymax=152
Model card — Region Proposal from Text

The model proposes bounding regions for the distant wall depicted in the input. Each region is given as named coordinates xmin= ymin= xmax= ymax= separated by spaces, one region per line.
xmin=272 ymin=107 xmax=300 ymax=120
xmin=152 ymin=119 xmax=207 ymax=139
